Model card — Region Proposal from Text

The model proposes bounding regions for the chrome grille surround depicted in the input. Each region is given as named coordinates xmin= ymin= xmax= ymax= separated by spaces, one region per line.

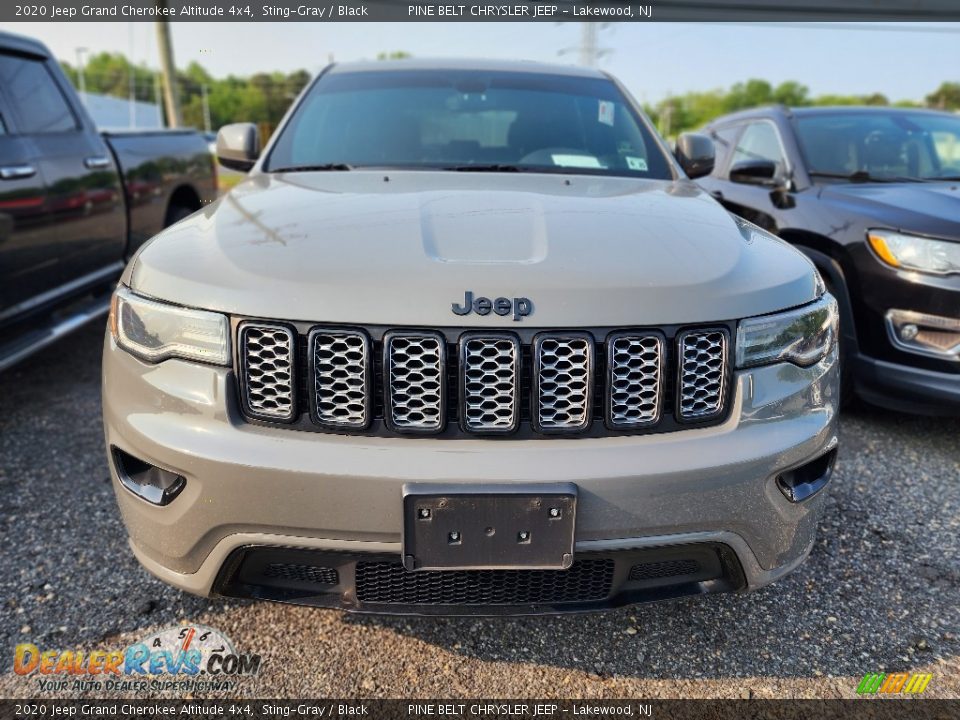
xmin=383 ymin=331 xmax=446 ymax=433
xmin=237 ymin=322 xmax=296 ymax=421
xmin=308 ymin=328 xmax=372 ymax=429
xmin=459 ymin=333 xmax=521 ymax=434
xmin=677 ymin=329 xmax=728 ymax=421
xmin=606 ymin=332 xmax=664 ymax=428
xmin=532 ymin=333 xmax=594 ymax=434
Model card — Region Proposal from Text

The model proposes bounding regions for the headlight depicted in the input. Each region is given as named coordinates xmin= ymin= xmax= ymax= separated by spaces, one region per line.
xmin=867 ymin=229 xmax=960 ymax=276
xmin=109 ymin=286 xmax=230 ymax=365
xmin=736 ymin=294 xmax=839 ymax=369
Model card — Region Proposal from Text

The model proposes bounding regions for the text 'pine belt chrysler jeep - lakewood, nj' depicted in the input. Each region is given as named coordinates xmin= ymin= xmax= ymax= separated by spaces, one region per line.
xmin=103 ymin=60 xmax=841 ymax=615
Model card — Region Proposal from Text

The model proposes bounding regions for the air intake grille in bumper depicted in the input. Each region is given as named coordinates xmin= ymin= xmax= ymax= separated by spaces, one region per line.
xmin=262 ymin=563 xmax=339 ymax=586
xmin=384 ymin=332 xmax=445 ymax=432
xmin=678 ymin=330 xmax=728 ymax=420
xmin=607 ymin=333 xmax=663 ymax=427
xmin=235 ymin=323 xmax=732 ymax=437
xmin=238 ymin=323 xmax=296 ymax=420
xmin=355 ymin=559 xmax=615 ymax=605
xmin=460 ymin=334 xmax=520 ymax=433
xmin=628 ymin=559 xmax=701 ymax=581
xmin=309 ymin=329 xmax=370 ymax=428
xmin=533 ymin=334 xmax=593 ymax=433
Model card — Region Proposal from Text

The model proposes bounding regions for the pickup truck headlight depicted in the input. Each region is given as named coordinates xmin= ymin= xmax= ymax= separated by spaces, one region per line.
xmin=867 ymin=229 xmax=960 ymax=276
xmin=110 ymin=287 xmax=230 ymax=365
xmin=736 ymin=294 xmax=839 ymax=369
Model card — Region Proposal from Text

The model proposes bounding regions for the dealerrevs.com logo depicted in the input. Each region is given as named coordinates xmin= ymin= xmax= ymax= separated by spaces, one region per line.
xmin=14 ymin=624 xmax=261 ymax=693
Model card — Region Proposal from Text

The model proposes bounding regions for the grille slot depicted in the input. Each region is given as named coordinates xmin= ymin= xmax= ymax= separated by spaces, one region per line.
xmin=533 ymin=333 xmax=594 ymax=433
xmin=607 ymin=333 xmax=663 ymax=428
xmin=238 ymin=323 xmax=296 ymax=420
xmin=384 ymin=331 xmax=446 ymax=433
xmin=262 ymin=563 xmax=339 ymax=586
xmin=628 ymin=559 xmax=700 ymax=581
xmin=677 ymin=329 xmax=727 ymax=421
xmin=309 ymin=329 xmax=371 ymax=428
xmin=460 ymin=334 xmax=520 ymax=434
xmin=355 ymin=559 xmax=614 ymax=605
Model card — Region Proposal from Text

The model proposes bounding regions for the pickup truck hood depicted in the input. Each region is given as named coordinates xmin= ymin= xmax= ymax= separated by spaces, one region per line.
xmin=129 ymin=171 xmax=819 ymax=326
xmin=820 ymin=181 xmax=960 ymax=238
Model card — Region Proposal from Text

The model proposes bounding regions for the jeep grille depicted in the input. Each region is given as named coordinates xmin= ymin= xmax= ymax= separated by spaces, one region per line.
xmin=678 ymin=330 xmax=727 ymax=420
xmin=238 ymin=323 xmax=296 ymax=421
xmin=235 ymin=324 xmax=731 ymax=437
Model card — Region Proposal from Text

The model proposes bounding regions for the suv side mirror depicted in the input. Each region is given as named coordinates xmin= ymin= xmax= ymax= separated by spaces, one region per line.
xmin=675 ymin=133 xmax=715 ymax=179
xmin=729 ymin=160 xmax=779 ymax=186
xmin=216 ymin=123 xmax=260 ymax=172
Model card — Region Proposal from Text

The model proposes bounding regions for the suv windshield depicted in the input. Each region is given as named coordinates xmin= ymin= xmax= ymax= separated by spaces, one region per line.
xmin=265 ymin=68 xmax=673 ymax=179
xmin=795 ymin=110 xmax=960 ymax=182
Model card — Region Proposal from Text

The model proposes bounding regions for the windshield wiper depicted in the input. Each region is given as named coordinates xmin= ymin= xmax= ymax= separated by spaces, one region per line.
xmin=443 ymin=164 xmax=528 ymax=173
xmin=270 ymin=163 xmax=353 ymax=172
xmin=809 ymin=170 xmax=920 ymax=183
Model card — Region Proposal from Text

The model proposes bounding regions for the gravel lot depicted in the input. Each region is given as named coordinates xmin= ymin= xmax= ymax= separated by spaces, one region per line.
xmin=1 ymin=321 xmax=957 ymax=699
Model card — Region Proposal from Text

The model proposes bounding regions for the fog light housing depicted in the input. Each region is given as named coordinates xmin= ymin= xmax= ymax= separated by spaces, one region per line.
xmin=112 ymin=448 xmax=186 ymax=506
xmin=885 ymin=309 xmax=960 ymax=360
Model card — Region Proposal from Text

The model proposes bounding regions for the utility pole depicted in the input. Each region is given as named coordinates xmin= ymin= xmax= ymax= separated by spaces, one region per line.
xmin=75 ymin=47 xmax=88 ymax=105
xmin=201 ymin=84 xmax=211 ymax=133
xmin=558 ymin=23 xmax=611 ymax=68
xmin=155 ymin=5 xmax=182 ymax=128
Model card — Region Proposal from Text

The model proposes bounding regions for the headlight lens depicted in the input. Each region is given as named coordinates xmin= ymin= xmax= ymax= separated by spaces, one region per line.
xmin=867 ymin=229 xmax=960 ymax=276
xmin=736 ymin=294 xmax=839 ymax=369
xmin=110 ymin=286 xmax=230 ymax=365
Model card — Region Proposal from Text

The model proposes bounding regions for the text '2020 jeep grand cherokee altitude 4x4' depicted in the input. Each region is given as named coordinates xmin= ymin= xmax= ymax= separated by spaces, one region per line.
xmin=103 ymin=60 xmax=840 ymax=615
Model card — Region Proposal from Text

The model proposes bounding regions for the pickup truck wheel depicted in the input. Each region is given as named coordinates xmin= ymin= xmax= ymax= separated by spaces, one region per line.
xmin=164 ymin=205 xmax=194 ymax=228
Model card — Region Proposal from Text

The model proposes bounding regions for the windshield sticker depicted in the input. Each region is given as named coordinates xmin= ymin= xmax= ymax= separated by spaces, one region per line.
xmin=626 ymin=156 xmax=648 ymax=171
xmin=598 ymin=100 xmax=615 ymax=126
xmin=552 ymin=154 xmax=603 ymax=168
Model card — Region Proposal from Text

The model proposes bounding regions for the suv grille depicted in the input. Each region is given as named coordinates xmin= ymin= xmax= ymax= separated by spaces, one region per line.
xmin=355 ymin=559 xmax=615 ymax=605
xmin=678 ymin=330 xmax=727 ymax=420
xmin=235 ymin=323 xmax=731 ymax=437
xmin=238 ymin=323 xmax=296 ymax=420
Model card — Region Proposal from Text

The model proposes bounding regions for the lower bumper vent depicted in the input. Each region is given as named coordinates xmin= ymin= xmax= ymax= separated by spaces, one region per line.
xmin=628 ymin=559 xmax=700 ymax=581
xmin=262 ymin=563 xmax=339 ymax=586
xmin=355 ymin=559 xmax=615 ymax=605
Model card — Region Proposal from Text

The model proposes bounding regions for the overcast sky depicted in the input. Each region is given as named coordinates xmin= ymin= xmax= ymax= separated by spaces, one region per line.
xmin=10 ymin=21 xmax=960 ymax=103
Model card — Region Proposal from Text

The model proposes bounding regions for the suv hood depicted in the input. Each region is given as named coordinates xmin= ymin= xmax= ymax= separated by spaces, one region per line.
xmin=821 ymin=181 xmax=960 ymax=238
xmin=129 ymin=171 xmax=819 ymax=326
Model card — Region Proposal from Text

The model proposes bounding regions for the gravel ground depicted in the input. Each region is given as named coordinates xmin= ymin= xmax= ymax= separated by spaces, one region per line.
xmin=0 ymin=321 xmax=957 ymax=700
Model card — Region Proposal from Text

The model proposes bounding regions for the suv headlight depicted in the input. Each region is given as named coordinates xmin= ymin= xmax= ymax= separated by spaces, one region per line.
xmin=109 ymin=286 xmax=230 ymax=365
xmin=867 ymin=229 xmax=960 ymax=276
xmin=736 ymin=294 xmax=839 ymax=369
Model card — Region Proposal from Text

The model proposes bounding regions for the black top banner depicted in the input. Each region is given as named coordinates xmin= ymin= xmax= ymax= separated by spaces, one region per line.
xmin=4 ymin=0 xmax=960 ymax=22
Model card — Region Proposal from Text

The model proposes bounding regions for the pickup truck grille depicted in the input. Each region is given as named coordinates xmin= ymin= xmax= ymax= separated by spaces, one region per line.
xmin=235 ymin=322 xmax=731 ymax=438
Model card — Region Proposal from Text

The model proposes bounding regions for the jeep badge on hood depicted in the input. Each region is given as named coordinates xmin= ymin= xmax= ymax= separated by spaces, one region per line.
xmin=452 ymin=291 xmax=533 ymax=321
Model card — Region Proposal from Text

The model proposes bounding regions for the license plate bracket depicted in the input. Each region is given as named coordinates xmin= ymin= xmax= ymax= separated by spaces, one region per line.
xmin=402 ymin=483 xmax=577 ymax=571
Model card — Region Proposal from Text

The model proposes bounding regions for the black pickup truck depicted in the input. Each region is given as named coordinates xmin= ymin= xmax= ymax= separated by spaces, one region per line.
xmin=698 ymin=105 xmax=960 ymax=415
xmin=0 ymin=31 xmax=216 ymax=371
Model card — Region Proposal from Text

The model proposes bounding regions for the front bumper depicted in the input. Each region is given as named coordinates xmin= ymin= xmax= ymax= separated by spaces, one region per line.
xmin=853 ymin=352 xmax=960 ymax=416
xmin=103 ymin=333 xmax=839 ymax=613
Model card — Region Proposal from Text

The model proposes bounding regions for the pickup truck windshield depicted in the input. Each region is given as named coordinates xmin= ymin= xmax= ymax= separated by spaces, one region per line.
xmin=796 ymin=110 xmax=960 ymax=182
xmin=266 ymin=69 xmax=673 ymax=179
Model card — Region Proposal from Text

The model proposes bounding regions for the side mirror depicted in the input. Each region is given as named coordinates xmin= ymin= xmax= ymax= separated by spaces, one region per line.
xmin=729 ymin=160 xmax=779 ymax=186
xmin=216 ymin=123 xmax=260 ymax=172
xmin=675 ymin=133 xmax=715 ymax=179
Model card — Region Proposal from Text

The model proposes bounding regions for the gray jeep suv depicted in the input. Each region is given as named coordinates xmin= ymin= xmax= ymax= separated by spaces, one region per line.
xmin=103 ymin=60 xmax=840 ymax=614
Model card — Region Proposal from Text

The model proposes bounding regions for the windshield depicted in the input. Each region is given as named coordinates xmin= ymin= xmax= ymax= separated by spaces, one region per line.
xmin=265 ymin=69 xmax=673 ymax=179
xmin=795 ymin=110 xmax=960 ymax=181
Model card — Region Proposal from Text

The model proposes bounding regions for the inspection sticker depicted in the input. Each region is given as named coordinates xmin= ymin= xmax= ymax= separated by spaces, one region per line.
xmin=626 ymin=156 xmax=648 ymax=171
xmin=598 ymin=100 xmax=615 ymax=126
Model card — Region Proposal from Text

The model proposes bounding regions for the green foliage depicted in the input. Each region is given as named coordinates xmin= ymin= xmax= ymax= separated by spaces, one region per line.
xmin=377 ymin=51 xmax=412 ymax=61
xmin=648 ymin=77 xmax=957 ymax=139
xmin=60 ymin=52 xmax=314 ymax=131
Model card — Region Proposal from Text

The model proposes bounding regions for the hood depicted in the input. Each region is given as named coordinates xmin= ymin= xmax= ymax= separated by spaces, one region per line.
xmin=129 ymin=171 xmax=820 ymax=326
xmin=821 ymin=181 xmax=960 ymax=238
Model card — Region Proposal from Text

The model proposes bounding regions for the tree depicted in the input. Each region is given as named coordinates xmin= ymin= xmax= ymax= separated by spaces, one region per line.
xmin=926 ymin=82 xmax=960 ymax=110
xmin=377 ymin=51 xmax=412 ymax=61
xmin=772 ymin=81 xmax=810 ymax=107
